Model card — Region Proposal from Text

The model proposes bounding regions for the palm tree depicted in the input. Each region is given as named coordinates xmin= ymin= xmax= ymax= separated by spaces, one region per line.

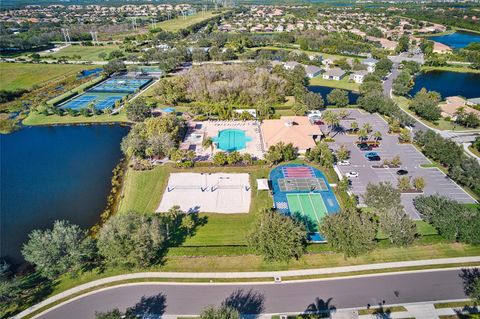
xmin=373 ymin=131 xmax=382 ymax=141
xmin=358 ymin=128 xmax=368 ymax=142
xmin=323 ymin=110 xmax=340 ymax=136
xmin=350 ymin=121 xmax=359 ymax=133
xmin=362 ymin=122 xmax=372 ymax=133
xmin=202 ymin=137 xmax=214 ymax=154
xmin=338 ymin=109 xmax=348 ymax=119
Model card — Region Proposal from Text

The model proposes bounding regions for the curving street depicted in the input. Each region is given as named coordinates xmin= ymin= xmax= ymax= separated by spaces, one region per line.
xmin=36 ymin=269 xmax=469 ymax=319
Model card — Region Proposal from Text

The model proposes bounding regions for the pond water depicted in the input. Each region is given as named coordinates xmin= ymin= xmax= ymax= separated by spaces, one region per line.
xmin=428 ymin=31 xmax=480 ymax=49
xmin=0 ymin=125 xmax=129 ymax=266
xmin=411 ymin=71 xmax=480 ymax=99
xmin=308 ymin=86 xmax=359 ymax=105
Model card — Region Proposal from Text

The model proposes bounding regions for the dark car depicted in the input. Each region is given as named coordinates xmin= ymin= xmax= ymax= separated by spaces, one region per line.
xmin=357 ymin=143 xmax=372 ymax=151
xmin=367 ymin=155 xmax=381 ymax=161
xmin=397 ymin=169 xmax=408 ymax=175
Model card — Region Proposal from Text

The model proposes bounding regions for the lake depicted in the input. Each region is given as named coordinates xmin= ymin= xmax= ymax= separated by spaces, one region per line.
xmin=411 ymin=71 xmax=480 ymax=99
xmin=308 ymin=86 xmax=359 ymax=105
xmin=0 ymin=125 xmax=129 ymax=266
xmin=428 ymin=31 xmax=480 ymax=49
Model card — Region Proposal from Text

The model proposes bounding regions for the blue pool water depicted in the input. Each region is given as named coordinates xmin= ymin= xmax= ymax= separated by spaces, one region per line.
xmin=0 ymin=125 xmax=129 ymax=265
xmin=428 ymin=31 xmax=480 ymax=49
xmin=212 ymin=129 xmax=252 ymax=152
xmin=411 ymin=71 xmax=480 ymax=99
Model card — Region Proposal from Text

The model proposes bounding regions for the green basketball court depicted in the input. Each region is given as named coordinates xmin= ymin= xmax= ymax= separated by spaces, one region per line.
xmin=286 ymin=193 xmax=328 ymax=232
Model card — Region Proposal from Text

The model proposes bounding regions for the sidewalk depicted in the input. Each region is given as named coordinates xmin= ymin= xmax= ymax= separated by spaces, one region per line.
xmin=15 ymin=257 xmax=480 ymax=319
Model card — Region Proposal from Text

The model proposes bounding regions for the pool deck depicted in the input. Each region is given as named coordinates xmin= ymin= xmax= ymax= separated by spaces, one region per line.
xmin=180 ymin=120 xmax=265 ymax=160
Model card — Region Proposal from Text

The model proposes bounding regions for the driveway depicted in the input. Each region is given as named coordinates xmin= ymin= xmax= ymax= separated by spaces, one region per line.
xmin=324 ymin=109 xmax=476 ymax=219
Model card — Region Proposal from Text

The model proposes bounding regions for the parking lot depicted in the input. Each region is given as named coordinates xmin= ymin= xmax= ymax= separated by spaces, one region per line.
xmin=322 ymin=109 xmax=476 ymax=219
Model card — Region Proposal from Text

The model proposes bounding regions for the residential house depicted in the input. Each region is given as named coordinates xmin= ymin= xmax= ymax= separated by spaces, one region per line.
xmin=439 ymin=96 xmax=480 ymax=120
xmin=362 ymin=56 xmax=378 ymax=73
xmin=322 ymin=68 xmax=346 ymax=81
xmin=350 ymin=70 xmax=369 ymax=84
xmin=304 ymin=65 xmax=322 ymax=78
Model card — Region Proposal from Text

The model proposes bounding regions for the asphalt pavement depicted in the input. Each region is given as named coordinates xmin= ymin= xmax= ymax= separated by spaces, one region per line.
xmin=36 ymin=269 xmax=470 ymax=319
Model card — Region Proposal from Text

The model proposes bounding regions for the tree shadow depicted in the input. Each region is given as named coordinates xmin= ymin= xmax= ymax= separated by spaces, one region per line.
xmin=222 ymin=289 xmax=265 ymax=316
xmin=127 ymin=293 xmax=167 ymax=317
xmin=291 ymin=211 xmax=317 ymax=233
xmin=459 ymin=267 xmax=480 ymax=296
xmin=305 ymin=297 xmax=336 ymax=318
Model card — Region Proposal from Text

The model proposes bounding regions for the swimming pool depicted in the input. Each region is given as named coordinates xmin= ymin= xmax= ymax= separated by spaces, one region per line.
xmin=212 ymin=129 xmax=252 ymax=152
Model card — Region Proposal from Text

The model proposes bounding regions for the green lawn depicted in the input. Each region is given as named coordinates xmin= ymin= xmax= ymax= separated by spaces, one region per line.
xmin=156 ymin=12 xmax=221 ymax=32
xmin=251 ymin=46 xmax=365 ymax=60
xmin=309 ymin=75 xmax=360 ymax=91
xmin=422 ymin=65 xmax=480 ymax=74
xmin=45 ymin=45 xmax=123 ymax=61
xmin=23 ymin=112 xmax=129 ymax=126
xmin=0 ymin=63 xmax=89 ymax=91
xmin=393 ymin=95 xmax=480 ymax=132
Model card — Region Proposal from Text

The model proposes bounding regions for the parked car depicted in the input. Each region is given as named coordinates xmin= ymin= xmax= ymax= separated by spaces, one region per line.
xmin=397 ymin=169 xmax=408 ymax=175
xmin=345 ymin=171 xmax=359 ymax=178
xmin=364 ymin=151 xmax=380 ymax=161
xmin=357 ymin=143 xmax=372 ymax=151
xmin=313 ymin=119 xmax=324 ymax=125
xmin=337 ymin=160 xmax=350 ymax=166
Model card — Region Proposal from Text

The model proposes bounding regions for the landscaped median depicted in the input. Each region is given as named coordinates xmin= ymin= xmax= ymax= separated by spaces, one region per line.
xmin=13 ymin=257 xmax=480 ymax=319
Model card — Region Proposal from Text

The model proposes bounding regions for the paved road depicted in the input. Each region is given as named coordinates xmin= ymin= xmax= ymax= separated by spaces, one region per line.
xmin=37 ymin=269 xmax=469 ymax=319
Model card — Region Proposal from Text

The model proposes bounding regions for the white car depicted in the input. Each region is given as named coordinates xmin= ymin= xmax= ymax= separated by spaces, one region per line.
xmin=345 ymin=171 xmax=359 ymax=178
xmin=337 ymin=160 xmax=350 ymax=166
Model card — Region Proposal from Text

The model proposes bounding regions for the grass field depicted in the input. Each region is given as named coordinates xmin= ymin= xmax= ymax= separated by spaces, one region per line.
xmin=22 ymin=112 xmax=129 ymax=126
xmin=45 ymin=45 xmax=123 ymax=61
xmin=118 ymin=164 xmax=272 ymax=246
xmin=156 ymin=12 xmax=221 ymax=32
xmin=0 ymin=63 xmax=89 ymax=91
xmin=309 ymin=75 xmax=360 ymax=91
xmin=422 ymin=65 xmax=480 ymax=74
xmin=393 ymin=95 xmax=480 ymax=132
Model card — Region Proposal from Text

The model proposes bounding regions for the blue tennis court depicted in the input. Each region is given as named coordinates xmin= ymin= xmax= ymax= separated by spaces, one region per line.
xmin=59 ymin=76 xmax=152 ymax=110
xmin=61 ymin=93 xmax=125 ymax=110
xmin=270 ymin=164 xmax=340 ymax=242
xmin=90 ymin=78 xmax=152 ymax=94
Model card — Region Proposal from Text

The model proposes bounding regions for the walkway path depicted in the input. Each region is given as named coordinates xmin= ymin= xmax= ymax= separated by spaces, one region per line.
xmin=15 ymin=257 xmax=480 ymax=319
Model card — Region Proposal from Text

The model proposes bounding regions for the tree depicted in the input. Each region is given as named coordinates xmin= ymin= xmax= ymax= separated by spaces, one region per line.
xmin=374 ymin=58 xmax=393 ymax=78
xmin=307 ymin=142 xmax=334 ymax=167
xmin=362 ymin=122 xmax=372 ymax=133
xmin=322 ymin=110 xmax=340 ymax=136
xmin=327 ymin=89 xmax=349 ymax=107
xmin=390 ymin=155 xmax=402 ymax=167
xmin=97 ymin=212 xmax=166 ymax=267
xmin=0 ymin=261 xmax=21 ymax=303
xmin=378 ymin=205 xmax=417 ymax=246
xmin=357 ymin=128 xmax=368 ymax=142
xmin=95 ymin=309 xmax=131 ymax=319
xmin=414 ymin=195 xmax=480 ymax=244
xmin=349 ymin=121 xmax=359 ymax=133
xmin=396 ymin=35 xmax=410 ymax=53
xmin=98 ymin=52 xmax=107 ymax=61
xmin=398 ymin=128 xmax=411 ymax=143
xmin=126 ymin=97 xmax=152 ymax=122
xmin=413 ymin=177 xmax=426 ymax=191
xmin=103 ymin=59 xmax=126 ymax=75
xmin=292 ymin=103 xmax=308 ymax=116
xmin=363 ymin=182 xmax=402 ymax=212
xmin=22 ymin=220 xmax=95 ymax=279
xmin=213 ymin=152 xmax=228 ymax=166
xmin=336 ymin=144 xmax=350 ymax=161
xmin=202 ymin=137 xmax=214 ymax=154
xmin=397 ymin=176 xmax=411 ymax=191
xmin=248 ymin=208 xmax=306 ymax=262
xmin=373 ymin=131 xmax=382 ymax=141
xmin=393 ymin=71 xmax=413 ymax=96
xmin=200 ymin=305 xmax=240 ymax=319
xmin=265 ymin=142 xmax=297 ymax=165
xmin=409 ymin=88 xmax=441 ymax=121
xmin=321 ymin=207 xmax=377 ymax=258
xmin=302 ymin=91 xmax=324 ymax=110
